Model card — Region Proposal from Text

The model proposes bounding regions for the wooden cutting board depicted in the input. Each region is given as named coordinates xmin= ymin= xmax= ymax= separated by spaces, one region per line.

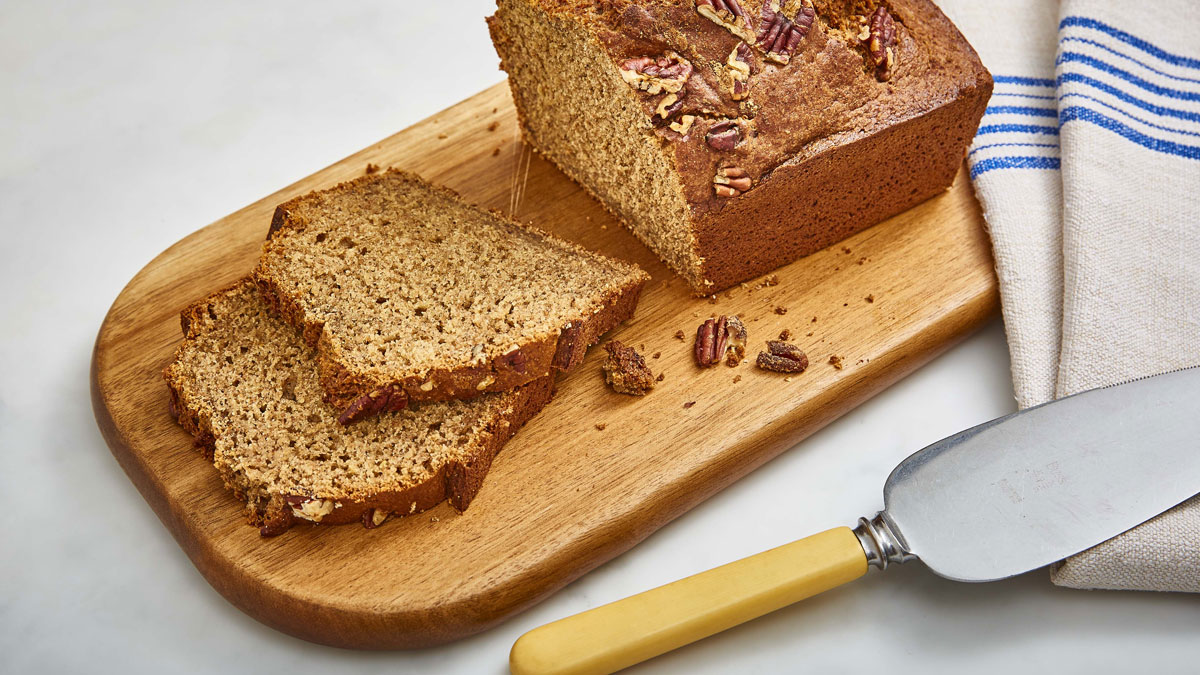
xmin=91 ymin=82 xmax=997 ymax=649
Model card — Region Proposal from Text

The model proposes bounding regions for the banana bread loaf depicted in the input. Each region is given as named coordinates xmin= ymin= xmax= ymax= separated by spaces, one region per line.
xmin=255 ymin=169 xmax=648 ymax=423
xmin=164 ymin=280 xmax=555 ymax=536
xmin=488 ymin=0 xmax=992 ymax=293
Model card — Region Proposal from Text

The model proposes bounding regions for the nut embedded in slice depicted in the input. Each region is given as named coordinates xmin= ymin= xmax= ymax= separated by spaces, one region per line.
xmin=865 ymin=7 xmax=898 ymax=81
xmin=757 ymin=0 xmax=817 ymax=65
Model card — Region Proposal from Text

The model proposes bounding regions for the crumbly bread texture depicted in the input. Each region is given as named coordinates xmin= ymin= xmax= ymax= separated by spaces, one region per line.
xmin=601 ymin=340 xmax=656 ymax=395
xmin=488 ymin=0 xmax=992 ymax=292
xmin=163 ymin=281 xmax=554 ymax=536
xmin=255 ymin=169 xmax=648 ymax=422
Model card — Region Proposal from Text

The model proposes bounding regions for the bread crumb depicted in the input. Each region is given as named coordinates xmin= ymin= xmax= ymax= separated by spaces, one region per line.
xmin=365 ymin=163 xmax=380 ymax=174
xmin=430 ymin=516 xmax=440 ymax=522
xmin=843 ymin=303 xmax=849 ymax=307
xmin=652 ymin=351 xmax=661 ymax=359
xmin=602 ymin=341 xmax=655 ymax=395
xmin=865 ymin=294 xmax=875 ymax=303
xmin=601 ymin=224 xmax=607 ymax=230
xmin=764 ymin=274 xmax=780 ymax=286
xmin=857 ymin=257 xmax=868 ymax=265
xmin=683 ymin=401 xmax=696 ymax=409
xmin=829 ymin=355 xmax=844 ymax=370
xmin=595 ymin=423 xmax=606 ymax=431
xmin=656 ymin=373 xmax=665 ymax=382
xmin=492 ymin=107 xmax=498 ymax=113
xmin=774 ymin=306 xmax=788 ymax=315
xmin=841 ymin=246 xmax=852 ymax=254
xmin=785 ymin=376 xmax=793 ymax=382
xmin=674 ymin=330 xmax=686 ymax=340
xmin=437 ymin=133 xmax=448 ymax=140
xmin=778 ymin=329 xmax=791 ymax=341
xmin=733 ymin=374 xmax=742 ymax=383
xmin=492 ymin=147 xmax=501 ymax=156
xmin=806 ymin=331 xmax=813 ymax=337
xmin=487 ymin=121 xmax=499 ymax=132
xmin=811 ymin=316 xmax=817 ymax=323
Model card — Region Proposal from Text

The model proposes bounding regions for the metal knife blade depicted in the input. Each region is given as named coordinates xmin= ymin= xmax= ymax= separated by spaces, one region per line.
xmin=872 ymin=366 xmax=1200 ymax=582
xmin=511 ymin=368 xmax=1200 ymax=675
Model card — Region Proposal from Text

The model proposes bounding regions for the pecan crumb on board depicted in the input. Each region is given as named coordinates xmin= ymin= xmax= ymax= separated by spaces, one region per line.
xmin=774 ymin=306 xmax=788 ymax=315
xmin=778 ymin=329 xmax=791 ymax=341
xmin=756 ymin=340 xmax=808 ymax=373
xmin=602 ymin=341 xmax=656 ymax=395
xmin=829 ymin=355 xmax=844 ymax=370
xmin=595 ymin=423 xmax=607 ymax=431
xmin=683 ymin=401 xmax=697 ymax=409
xmin=674 ymin=330 xmax=686 ymax=340
xmin=365 ymin=163 xmax=380 ymax=174
xmin=865 ymin=294 xmax=875 ymax=303
xmin=694 ymin=315 xmax=748 ymax=367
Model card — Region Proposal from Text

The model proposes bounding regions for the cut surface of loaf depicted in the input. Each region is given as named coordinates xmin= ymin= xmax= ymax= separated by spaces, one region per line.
xmin=488 ymin=0 xmax=992 ymax=292
xmin=255 ymin=169 xmax=648 ymax=422
xmin=164 ymin=280 xmax=555 ymax=536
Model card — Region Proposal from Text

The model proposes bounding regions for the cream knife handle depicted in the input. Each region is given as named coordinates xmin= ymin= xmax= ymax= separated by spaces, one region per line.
xmin=509 ymin=527 xmax=868 ymax=675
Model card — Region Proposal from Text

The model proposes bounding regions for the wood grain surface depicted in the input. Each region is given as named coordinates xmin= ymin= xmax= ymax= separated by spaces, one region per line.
xmin=91 ymin=82 xmax=998 ymax=649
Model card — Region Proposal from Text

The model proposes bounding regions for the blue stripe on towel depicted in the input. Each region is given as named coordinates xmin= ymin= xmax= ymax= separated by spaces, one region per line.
xmin=1059 ymin=106 xmax=1200 ymax=160
xmin=1059 ymin=93 xmax=1200 ymax=139
xmin=993 ymin=75 xmax=1057 ymax=88
xmin=1061 ymin=37 xmax=1200 ymax=85
xmin=985 ymin=105 xmax=1059 ymax=118
xmin=970 ymin=155 xmax=1062 ymax=179
xmin=1058 ymin=53 xmax=1200 ymax=102
xmin=1060 ymin=16 xmax=1200 ymax=70
xmin=977 ymin=123 xmax=1061 ymax=137
xmin=1057 ymin=73 xmax=1200 ymax=124
xmin=968 ymin=142 xmax=1060 ymax=158
xmin=991 ymin=91 xmax=1057 ymax=101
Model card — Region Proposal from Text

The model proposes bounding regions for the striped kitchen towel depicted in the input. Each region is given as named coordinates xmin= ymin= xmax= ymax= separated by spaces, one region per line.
xmin=938 ymin=0 xmax=1200 ymax=593
xmin=1049 ymin=0 xmax=1200 ymax=593
xmin=937 ymin=0 xmax=1065 ymax=411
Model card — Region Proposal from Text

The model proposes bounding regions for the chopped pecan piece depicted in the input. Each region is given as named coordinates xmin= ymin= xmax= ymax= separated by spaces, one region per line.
xmin=654 ymin=92 xmax=686 ymax=126
xmin=757 ymin=0 xmax=816 ymax=65
xmin=865 ymin=7 xmax=897 ymax=81
xmin=602 ymin=341 xmax=656 ymax=395
xmin=362 ymin=508 xmax=389 ymax=529
xmin=725 ymin=43 xmax=752 ymax=100
xmin=713 ymin=166 xmax=751 ymax=197
xmin=620 ymin=52 xmax=693 ymax=95
xmin=695 ymin=316 xmax=727 ymax=367
xmin=337 ymin=385 xmax=408 ymax=425
xmin=669 ymin=114 xmax=697 ymax=135
xmin=695 ymin=315 xmax=748 ymax=367
xmin=725 ymin=316 xmax=748 ymax=366
xmin=706 ymin=120 xmax=742 ymax=151
xmin=756 ymin=341 xmax=809 ymax=373
xmin=695 ymin=0 xmax=755 ymax=42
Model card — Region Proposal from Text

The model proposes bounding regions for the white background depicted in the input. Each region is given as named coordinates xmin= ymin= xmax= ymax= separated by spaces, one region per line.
xmin=2 ymin=1 xmax=1196 ymax=673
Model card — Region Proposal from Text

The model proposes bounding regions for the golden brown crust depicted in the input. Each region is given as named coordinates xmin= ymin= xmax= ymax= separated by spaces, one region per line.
xmin=254 ymin=170 xmax=648 ymax=420
xmin=164 ymin=282 xmax=557 ymax=537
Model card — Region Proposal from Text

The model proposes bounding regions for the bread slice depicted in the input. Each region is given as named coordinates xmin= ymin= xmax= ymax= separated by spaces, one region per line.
xmin=163 ymin=280 xmax=554 ymax=536
xmin=254 ymin=169 xmax=648 ymax=423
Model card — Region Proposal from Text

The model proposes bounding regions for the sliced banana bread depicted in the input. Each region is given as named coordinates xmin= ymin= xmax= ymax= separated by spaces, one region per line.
xmin=164 ymin=280 xmax=554 ymax=536
xmin=488 ymin=0 xmax=991 ymax=292
xmin=255 ymin=169 xmax=648 ymax=423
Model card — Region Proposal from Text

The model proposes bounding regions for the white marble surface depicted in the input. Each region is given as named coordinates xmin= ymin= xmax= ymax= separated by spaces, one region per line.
xmin=2 ymin=2 xmax=1195 ymax=673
